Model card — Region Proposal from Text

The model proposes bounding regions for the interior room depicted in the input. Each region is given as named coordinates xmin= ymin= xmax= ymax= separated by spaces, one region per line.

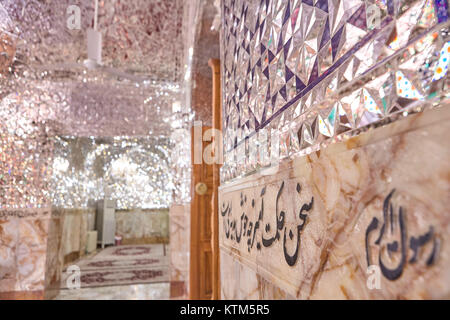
xmin=0 ymin=0 xmax=449 ymax=301
xmin=0 ymin=0 xmax=195 ymax=300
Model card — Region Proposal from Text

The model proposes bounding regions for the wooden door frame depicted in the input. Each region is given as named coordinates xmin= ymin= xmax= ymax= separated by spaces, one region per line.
xmin=189 ymin=125 xmax=213 ymax=300
xmin=189 ymin=59 xmax=221 ymax=300
xmin=209 ymin=58 xmax=221 ymax=300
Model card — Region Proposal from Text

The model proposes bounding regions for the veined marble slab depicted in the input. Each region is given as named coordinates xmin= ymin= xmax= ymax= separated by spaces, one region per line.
xmin=169 ymin=204 xmax=190 ymax=299
xmin=219 ymin=105 xmax=450 ymax=299
xmin=115 ymin=208 xmax=169 ymax=242
xmin=0 ymin=208 xmax=52 ymax=293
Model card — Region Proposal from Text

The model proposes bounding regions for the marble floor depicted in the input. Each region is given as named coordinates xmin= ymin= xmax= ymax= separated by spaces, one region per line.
xmin=54 ymin=244 xmax=170 ymax=300
xmin=54 ymin=283 xmax=170 ymax=300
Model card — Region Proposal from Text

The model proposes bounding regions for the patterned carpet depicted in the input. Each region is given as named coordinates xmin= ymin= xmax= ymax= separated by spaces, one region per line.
xmin=93 ymin=244 xmax=166 ymax=259
xmin=61 ymin=244 xmax=169 ymax=289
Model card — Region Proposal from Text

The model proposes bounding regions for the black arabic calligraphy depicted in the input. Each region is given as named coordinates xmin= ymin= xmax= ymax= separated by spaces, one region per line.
xmin=221 ymin=181 xmax=314 ymax=267
xmin=365 ymin=189 xmax=440 ymax=281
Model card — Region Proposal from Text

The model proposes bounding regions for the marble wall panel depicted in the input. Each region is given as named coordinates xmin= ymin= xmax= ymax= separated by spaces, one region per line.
xmin=0 ymin=218 xmax=19 ymax=292
xmin=58 ymin=208 xmax=95 ymax=260
xmin=0 ymin=208 xmax=53 ymax=298
xmin=220 ymin=250 xmax=295 ymax=300
xmin=219 ymin=106 xmax=450 ymax=299
xmin=16 ymin=218 xmax=48 ymax=291
xmin=115 ymin=208 xmax=169 ymax=243
xmin=44 ymin=209 xmax=64 ymax=299
xmin=169 ymin=204 xmax=190 ymax=299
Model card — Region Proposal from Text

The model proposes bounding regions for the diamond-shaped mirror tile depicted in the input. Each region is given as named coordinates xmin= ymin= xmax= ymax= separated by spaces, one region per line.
xmin=221 ymin=0 xmax=450 ymax=182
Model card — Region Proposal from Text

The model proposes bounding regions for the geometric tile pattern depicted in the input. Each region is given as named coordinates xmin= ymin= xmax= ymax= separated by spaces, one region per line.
xmin=0 ymin=0 xmax=185 ymax=82
xmin=220 ymin=0 xmax=450 ymax=182
xmin=0 ymin=85 xmax=60 ymax=209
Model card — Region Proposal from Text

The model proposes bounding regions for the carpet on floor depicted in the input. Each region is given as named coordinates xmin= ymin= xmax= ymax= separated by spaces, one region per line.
xmin=92 ymin=244 xmax=166 ymax=259
xmin=61 ymin=244 xmax=169 ymax=289
xmin=75 ymin=256 xmax=168 ymax=270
